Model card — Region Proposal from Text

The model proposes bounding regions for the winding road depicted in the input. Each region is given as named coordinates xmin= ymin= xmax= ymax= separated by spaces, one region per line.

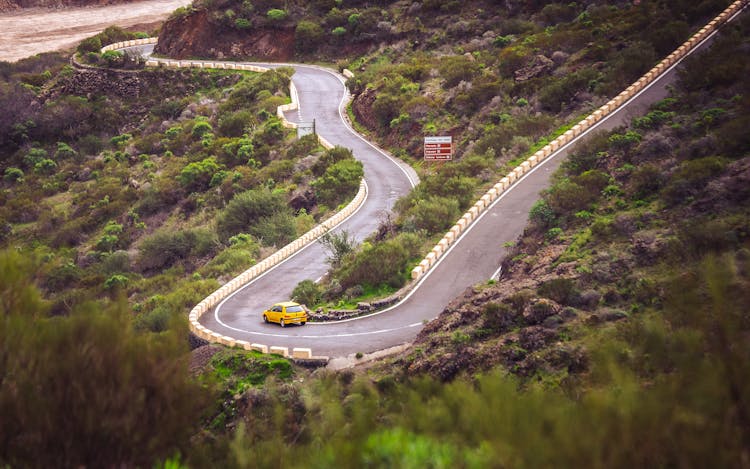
xmin=191 ymin=5 xmax=746 ymax=358
xmin=183 ymin=28 xmax=721 ymax=357
xmin=14 ymin=0 xmax=745 ymax=358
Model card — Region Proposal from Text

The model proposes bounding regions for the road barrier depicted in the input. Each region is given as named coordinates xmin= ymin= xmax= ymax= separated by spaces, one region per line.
xmin=101 ymin=0 xmax=747 ymax=358
xmin=408 ymin=0 xmax=749 ymax=282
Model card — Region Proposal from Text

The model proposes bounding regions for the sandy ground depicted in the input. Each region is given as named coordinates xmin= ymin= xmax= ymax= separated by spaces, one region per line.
xmin=0 ymin=0 xmax=190 ymax=62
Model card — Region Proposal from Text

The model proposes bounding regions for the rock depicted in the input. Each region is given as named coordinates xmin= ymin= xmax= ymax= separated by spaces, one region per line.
xmin=551 ymin=50 xmax=569 ymax=65
xmin=522 ymin=298 xmax=560 ymax=325
xmin=578 ymin=289 xmax=601 ymax=310
xmin=289 ymin=188 xmax=316 ymax=213
xmin=519 ymin=326 xmax=557 ymax=351
xmin=357 ymin=302 xmax=372 ymax=311
xmin=560 ymin=307 xmax=578 ymax=320
xmin=514 ymin=55 xmax=555 ymax=82
xmin=542 ymin=315 xmax=564 ymax=328
xmin=601 ymin=309 xmax=628 ymax=322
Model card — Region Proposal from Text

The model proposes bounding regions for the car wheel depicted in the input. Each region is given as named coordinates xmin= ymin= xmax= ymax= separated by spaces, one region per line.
xmin=301 ymin=321 xmax=306 ymax=326
xmin=263 ymin=315 xmax=268 ymax=323
xmin=279 ymin=318 xmax=285 ymax=328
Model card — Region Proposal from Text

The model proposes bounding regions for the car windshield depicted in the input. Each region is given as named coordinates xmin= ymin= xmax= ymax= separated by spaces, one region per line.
xmin=286 ymin=305 xmax=304 ymax=313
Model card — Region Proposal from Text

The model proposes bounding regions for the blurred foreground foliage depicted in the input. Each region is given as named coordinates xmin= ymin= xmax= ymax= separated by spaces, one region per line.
xmin=0 ymin=249 xmax=209 ymax=468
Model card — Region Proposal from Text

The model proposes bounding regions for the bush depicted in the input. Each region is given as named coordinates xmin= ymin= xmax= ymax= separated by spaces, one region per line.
xmin=33 ymin=158 xmax=57 ymax=175
xmin=545 ymin=178 xmax=592 ymax=214
xmin=54 ymin=142 xmax=77 ymax=160
xmin=191 ymin=119 xmax=213 ymax=138
xmin=3 ymin=167 xmax=24 ymax=183
xmin=235 ymin=18 xmax=251 ymax=29
xmin=104 ymin=274 xmax=129 ymax=290
xmin=403 ymin=195 xmax=460 ymax=234
xmin=529 ymin=199 xmax=556 ymax=228
xmin=218 ymin=110 xmax=254 ymax=138
xmin=296 ymin=20 xmax=325 ymax=53
xmin=313 ymin=159 xmax=364 ymax=208
xmin=138 ymin=228 xmax=218 ymax=271
xmin=216 ymin=188 xmax=295 ymax=243
xmin=178 ymin=157 xmax=223 ymax=192
xmin=292 ymin=280 xmax=322 ymax=307
xmin=538 ymin=278 xmax=579 ymax=305
xmin=24 ymin=147 xmax=48 ymax=168
xmin=267 ymin=8 xmax=287 ymax=21
xmin=77 ymin=36 xmax=102 ymax=55
xmin=0 ymin=275 xmax=207 ymax=467
xmin=336 ymin=233 xmax=421 ymax=290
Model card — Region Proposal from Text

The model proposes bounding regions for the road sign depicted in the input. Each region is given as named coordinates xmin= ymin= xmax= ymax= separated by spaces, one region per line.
xmin=424 ymin=136 xmax=453 ymax=160
xmin=297 ymin=120 xmax=315 ymax=138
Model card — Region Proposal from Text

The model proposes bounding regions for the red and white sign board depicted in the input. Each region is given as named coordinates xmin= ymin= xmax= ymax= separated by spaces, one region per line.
xmin=424 ymin=136 xmax=453 ymax=160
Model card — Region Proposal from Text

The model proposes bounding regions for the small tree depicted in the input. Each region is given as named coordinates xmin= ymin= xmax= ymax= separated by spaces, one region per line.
xmin=319 ymin=229 xmax=357 ymax=267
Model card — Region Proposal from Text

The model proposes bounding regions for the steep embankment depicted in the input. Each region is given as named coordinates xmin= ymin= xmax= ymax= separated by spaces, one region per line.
xmin=156 ymin=9 xmax=296 ymax=61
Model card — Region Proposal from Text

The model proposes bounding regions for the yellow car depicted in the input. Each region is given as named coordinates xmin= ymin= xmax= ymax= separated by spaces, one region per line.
xmin=262 ymin=301 xmax=308 ymax=327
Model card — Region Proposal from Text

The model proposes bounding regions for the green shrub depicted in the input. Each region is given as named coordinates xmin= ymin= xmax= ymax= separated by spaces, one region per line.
xmin=545 ymin=178 xmax=591 ymax=214
xmin=319 ymin=230 xmax=357 ymax=267
xmin=77 ymin=36 xmax=102 ymax=55
xmin=178 ymin=157 xmax=223 ymax=192
xmin=33 ymin=158 xmax=57 ymax=175
xmin=54 ymin=142 xmax=78 ymax=160
xmin=24 ymin=147 xmax=48 ymax=168
xmin=538 ymin=278 xmax=579 ymax=305
xmin=336 ymin=233 xmax=421 ymax=290
xmin=138 ymin=228 xmax=218 ymax=271
xmin=216 ymin=188 xmax=294 ymax=243
xmin=313 ymin=159 xmax=364 ymax=208
xmin=191 ymin=119 xmax=213 ymax=138
xmin=104 ymin=274 xmax=129 ymax=290
xmin=101 ymin=50 xmax=124 ymax=67
xmin=530 ymin=199 xmax=556 ymax=228
xmin=296 ymin=20 xmax=325 ymax=53
xmin=218 ymin=110 xmax=254 ymax=138
xmin=3 ymin=167 xmax=24 ymax=183
xmin=235 ymin=18 xmax=251 ymax=29
xmin=267 ymin=8 xmax=287 ymax=21
xmin=403 ymin=195 xmax=460 ymax=234
xmin=332 ymin=26 xmax=347 ymax=36
xmin=629 ymin=163 xmax=664 ymax=199
xmin=292 ymin=279 xmax=322 ymax=307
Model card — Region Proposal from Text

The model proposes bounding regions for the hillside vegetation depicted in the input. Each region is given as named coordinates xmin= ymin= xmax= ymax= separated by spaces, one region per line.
xmin=1 ymin=1 xmax=749 ymax=467
xmin=0 ymin=27 xmax=362 ymax=326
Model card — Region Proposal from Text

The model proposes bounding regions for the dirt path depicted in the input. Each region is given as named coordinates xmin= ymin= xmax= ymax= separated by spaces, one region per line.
xmin=0 ymin=0 xmax=190 ymax=62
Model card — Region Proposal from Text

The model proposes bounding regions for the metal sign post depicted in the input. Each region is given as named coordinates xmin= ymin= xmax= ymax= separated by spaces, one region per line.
xmin=424 ymin=136 xmax=453 ymax=160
